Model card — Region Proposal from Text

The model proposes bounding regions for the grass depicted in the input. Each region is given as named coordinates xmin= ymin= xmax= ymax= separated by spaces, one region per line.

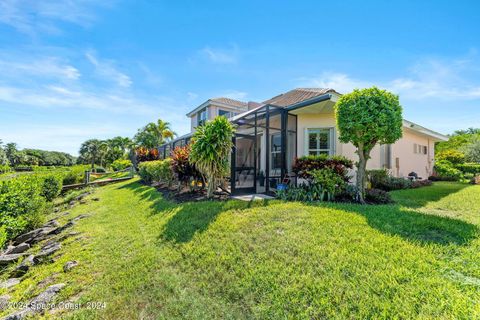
xmin=1 ymin=180 xmax=480 ymax=319
xmin=89 ymin=171 xmax=132 ymax=182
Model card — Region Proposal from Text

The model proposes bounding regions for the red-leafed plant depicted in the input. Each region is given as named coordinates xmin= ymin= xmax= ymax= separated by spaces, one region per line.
xmin=292 ymin=154 xmax=353 ymax=182
xmin=171 ymin=145 xmax=202 ymax=189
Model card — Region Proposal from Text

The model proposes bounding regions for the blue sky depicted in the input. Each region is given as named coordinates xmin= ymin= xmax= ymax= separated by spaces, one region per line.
xmin=1 ymin=0 xmax=479 ymax=155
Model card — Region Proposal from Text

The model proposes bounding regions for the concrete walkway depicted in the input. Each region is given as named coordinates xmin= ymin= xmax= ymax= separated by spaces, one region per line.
xmin=231 ymin=194 xmax=274 ymax=201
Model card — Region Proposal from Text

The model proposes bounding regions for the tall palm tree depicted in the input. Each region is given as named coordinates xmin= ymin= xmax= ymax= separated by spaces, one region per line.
xmin=79 ymin=139 xmax=106 ymax=170
xmin=134 ymin=119 xmax=176 ymax=148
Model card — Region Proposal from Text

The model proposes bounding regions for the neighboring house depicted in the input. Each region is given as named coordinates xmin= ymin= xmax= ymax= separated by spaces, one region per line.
xmin=159 ymin=88 xmax=448 ymax=195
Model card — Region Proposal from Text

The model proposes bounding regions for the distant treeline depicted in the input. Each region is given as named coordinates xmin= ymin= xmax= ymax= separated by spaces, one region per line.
xmin=0 ymin=141 xmax=76 ymax=167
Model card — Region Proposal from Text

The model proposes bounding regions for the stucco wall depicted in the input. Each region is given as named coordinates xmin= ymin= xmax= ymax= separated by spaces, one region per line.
xmin=295 ymin=113 xmax=435 ymax=178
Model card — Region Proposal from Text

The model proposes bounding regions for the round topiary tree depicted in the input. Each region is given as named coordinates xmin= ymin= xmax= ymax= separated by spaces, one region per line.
xmin=189 ymin=116 xmax=235 ymax=198
xmin=335 ymin=87 xmax=403 ymax=203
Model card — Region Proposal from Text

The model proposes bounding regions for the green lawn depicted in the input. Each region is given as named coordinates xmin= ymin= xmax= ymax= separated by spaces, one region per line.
xmin=2 ymin=180 xmax=479 ymax=319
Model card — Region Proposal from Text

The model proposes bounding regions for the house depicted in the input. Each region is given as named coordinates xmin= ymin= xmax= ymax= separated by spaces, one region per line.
xmin=158 ymin=88 xmax=448 ymax=195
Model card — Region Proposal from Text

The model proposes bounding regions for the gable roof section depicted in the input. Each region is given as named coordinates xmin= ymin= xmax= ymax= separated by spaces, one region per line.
xmin=210 ymin=97 xmax=248 ymax=108
xmin=262 ymin=88 xmax=339 ymax=107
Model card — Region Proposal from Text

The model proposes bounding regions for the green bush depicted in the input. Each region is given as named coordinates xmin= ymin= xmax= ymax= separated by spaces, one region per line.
xmin=455 ymin=163 xmax=480 ymax=175
xmin=0 ymin=165 xmax=11 ymax=174
xmin=434 ymin=160 xmax=463 ymax=181
xmin=309 ymin=167 xmax=346 ymax=201
xmin=138 ymin=159 xmax=174 ymax=185
xmin=367 ymin=169 xmax=412 ymax=191
xmin=111 ymin=159 xmax=132 ymax=171
xmin=40 ymin=174 xmax=62 ymax=201
xmin=436 ymin=150 xmax=465 ymax=164
xmin=0 ymin=176 xmax=46 ymax=240
xmin=0 ymin=226 xmax=7 ymax=249
xmin=62 ymin=165 xmax=90 ymax=185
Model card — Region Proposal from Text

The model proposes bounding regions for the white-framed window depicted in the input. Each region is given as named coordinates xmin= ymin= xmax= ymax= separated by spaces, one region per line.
xmin=218 ymin=109 xmax=237 ymax=118
xmin=305 ymin=128 xmax=335 ymax=156
xmin=197 ymin=108 xmax=207 ymax=126
xmin=270 ymin=133 xmax=282 ymax=170
xmin=413 ymin=143 xmax=428 ymax=155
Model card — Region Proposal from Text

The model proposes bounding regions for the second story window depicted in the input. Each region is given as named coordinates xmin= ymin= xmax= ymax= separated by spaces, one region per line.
xmin=197 ymin=108 xmax=207 ymax=126
xmin=218 ymin=109 xmax=237 ymax=118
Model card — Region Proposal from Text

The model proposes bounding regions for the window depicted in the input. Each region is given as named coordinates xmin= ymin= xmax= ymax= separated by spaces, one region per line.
xmin=307 ymin=128 xmax=334 ymax=155
xmin=380 ymin=144 xmax=392 ymax=169
xmin=414 ymin=143 xmax=428 ymax=155
xmin=197 ymin=108 xmax=207 ymax=126
xmin=218 ymin=109 xmax=237 ymax=119
xmin=271 ymin=133 xmax=282 ymax=170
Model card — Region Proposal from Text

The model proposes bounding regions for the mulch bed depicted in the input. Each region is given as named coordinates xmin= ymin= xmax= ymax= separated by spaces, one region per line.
xmin=151 ymin=183 xmax=230 ymax=203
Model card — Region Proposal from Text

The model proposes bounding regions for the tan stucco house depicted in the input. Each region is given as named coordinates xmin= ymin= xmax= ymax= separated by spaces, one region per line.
xmin=159 ymin=88 xmax=448 ymax=195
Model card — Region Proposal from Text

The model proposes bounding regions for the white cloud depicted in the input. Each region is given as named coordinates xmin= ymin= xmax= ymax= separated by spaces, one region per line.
xmin=0 ymin=0 xmax=112 ymax=35
xmin=86 ymin=51 xmax=132 ymax=87
xmin=0 ymin=57 xmax=80 ymax=80
xmin=200 ymin=45 xmax=239 ymax=64
xmin=298 ymin=56 xmax=480 ymax=101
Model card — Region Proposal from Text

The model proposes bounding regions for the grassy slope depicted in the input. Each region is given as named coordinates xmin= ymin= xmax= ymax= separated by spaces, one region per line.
xmin=2 ymin=180 xmax=479 ymax=319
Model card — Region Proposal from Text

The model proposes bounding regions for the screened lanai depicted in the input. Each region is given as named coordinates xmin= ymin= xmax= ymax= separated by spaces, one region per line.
xmin=230 ymin=104 xmax=297 ymax=195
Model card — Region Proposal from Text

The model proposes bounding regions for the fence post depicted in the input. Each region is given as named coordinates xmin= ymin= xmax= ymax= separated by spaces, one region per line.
xmin=84 ymin=170 xmax=90 ymax=184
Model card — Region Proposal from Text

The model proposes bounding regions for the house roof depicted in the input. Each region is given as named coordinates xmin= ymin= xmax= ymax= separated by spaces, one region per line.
xmin=262 ymin=88 xmax=339 ymax=107
xmin=210 ymin=97 xmax=248 ymax=108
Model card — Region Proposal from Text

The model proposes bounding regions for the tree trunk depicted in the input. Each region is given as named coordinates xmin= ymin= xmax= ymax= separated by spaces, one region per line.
xmin=206 ymin=173 xmax=215 ymax=199
xmin=356 ymin=146 xmax=368 ymax=204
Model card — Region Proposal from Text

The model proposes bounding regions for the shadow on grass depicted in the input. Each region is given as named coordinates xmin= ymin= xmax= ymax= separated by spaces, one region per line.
xmin=118 ymin=180 xmax=271 ymax=243
xmin=390 ymin=182 xmax=470 ymax=208
xmin=343 ymin=204 xmax=478 ymax=246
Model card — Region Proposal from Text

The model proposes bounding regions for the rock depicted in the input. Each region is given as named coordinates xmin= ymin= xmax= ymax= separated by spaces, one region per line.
xmin=12 ymin=255 xmax=37 ymax=277
xmin=29 ymin=283 xmax=65 ymax=311
xmin=71 ymin=214 xmax=90 ymax=222
xmin=57 ymin=231 xmax=80 ymax=242
xmin=4 ymin=243 xmax=30 ymax=255
xmin=0 ymin=253 xmax=26 ymax=265
xmin=3 ymin=284 xmax=65 ymax=319
xmin=43 ymin=220 xmax=60 ymax=228
xmin=13 ymin=227 xmax=55 ymax=245
xmin=49 ymin=222 xmax=74 ymax=235
xmin=63 ymin=261 xmax=78 ymax=272
xmin=36 ymin=243 xmax=61 ymax=260
xmin=0 ymin=294 xmax=10 ymax=310
xmin=69 ymin=201 xmax=75 ymax=206
xmin=0 ymin=278 xmax=20 ymax=289
xmin=79 ymin=200 xmax=87 ymax=204
xmin=92 ymin=197 xmax=99 ymax=201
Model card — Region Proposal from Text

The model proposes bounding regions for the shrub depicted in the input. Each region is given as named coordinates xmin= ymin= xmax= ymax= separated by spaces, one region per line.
xmin=434 ymin=160 xmax=463 ymax=181
xmin=365 ymin=188 xmax=392 ymax=204
xmin=62 ymin=165 xmax=89 ymax=185
xmin=309 ymin=167 xmax=346 ymax=201
xmin=0 ymin=226 xmax=7 ymax=249
xmin=0 ymin=165 xmax=11 ymax=174
xmin=41 ymin=174 xmax=62 ymax=201
xmin=138 ymin=159 xmax=174 ymax=185
xmin=436 ymin=150 xmax=465 ymax=164
xmin=367 ymin=169 xmax=412 ymax=191
xmin=136 ymin=147 xmax=160 ymax=163
xmin=0 ymin=176 xmax=46 ymax=240
xmin=411 ymin=179 xmax=433 ymax=188
xmin=111 ymin=159 xmax=132 ymax=171
xmin=455 ymin=163 xmax=480 ymax=175
xmin=171 ymin=146 xmax=202 ymax=188
xmin=292 ymin=155 xmax=353 ymax=182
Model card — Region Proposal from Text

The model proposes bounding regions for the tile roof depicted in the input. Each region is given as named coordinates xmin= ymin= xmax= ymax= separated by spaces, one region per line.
xmin=262 ymin=88 xmax=339 ymax=107
xmin=210 ymin=97 xmax=248 ymax=108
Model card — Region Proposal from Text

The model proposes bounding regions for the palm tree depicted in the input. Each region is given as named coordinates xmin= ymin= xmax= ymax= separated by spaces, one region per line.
xmin=135 ymin=119 xmax=176 ymax=148
xmin=79 ymin=139 xmax=105 ymax=170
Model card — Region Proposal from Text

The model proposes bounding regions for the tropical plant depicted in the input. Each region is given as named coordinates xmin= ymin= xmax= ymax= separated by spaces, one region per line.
xmin=292 ymin=155 xmax=353 ymax=182
xmin=134 ymin=119 xmax=176 ymax=148
xmin=0 ymin=140 xmax=9 ymax=165
xmin=171 ymin=145 xmax=202 ymax=190
xmin=79 ymin=139 xmax=107 ymax=170
xmin=335 ymin=87 xmax=403 ymax=203
xmin=309 ymin=167 xmax=346 ymax=201
xmin=463 ymin=137 xmax=480 ymax=163
xmin=189 ymin=117 xmax=235 ymax=198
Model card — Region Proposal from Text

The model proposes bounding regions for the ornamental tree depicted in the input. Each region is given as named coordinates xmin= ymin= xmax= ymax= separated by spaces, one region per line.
xmin=189 ymin=116 xmax=235 ymax=198
xmin=335 ymin=87 xmax=403 ymax=203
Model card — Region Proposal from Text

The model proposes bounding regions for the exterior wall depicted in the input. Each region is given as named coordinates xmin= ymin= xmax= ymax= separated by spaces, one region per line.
xmin=391 ymin=128 xmax=435 ymax=178
xmin=190 ymin=114 xmax=198 ymax=132
xmin=295 ymin=113 xmax=435 ymax=179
